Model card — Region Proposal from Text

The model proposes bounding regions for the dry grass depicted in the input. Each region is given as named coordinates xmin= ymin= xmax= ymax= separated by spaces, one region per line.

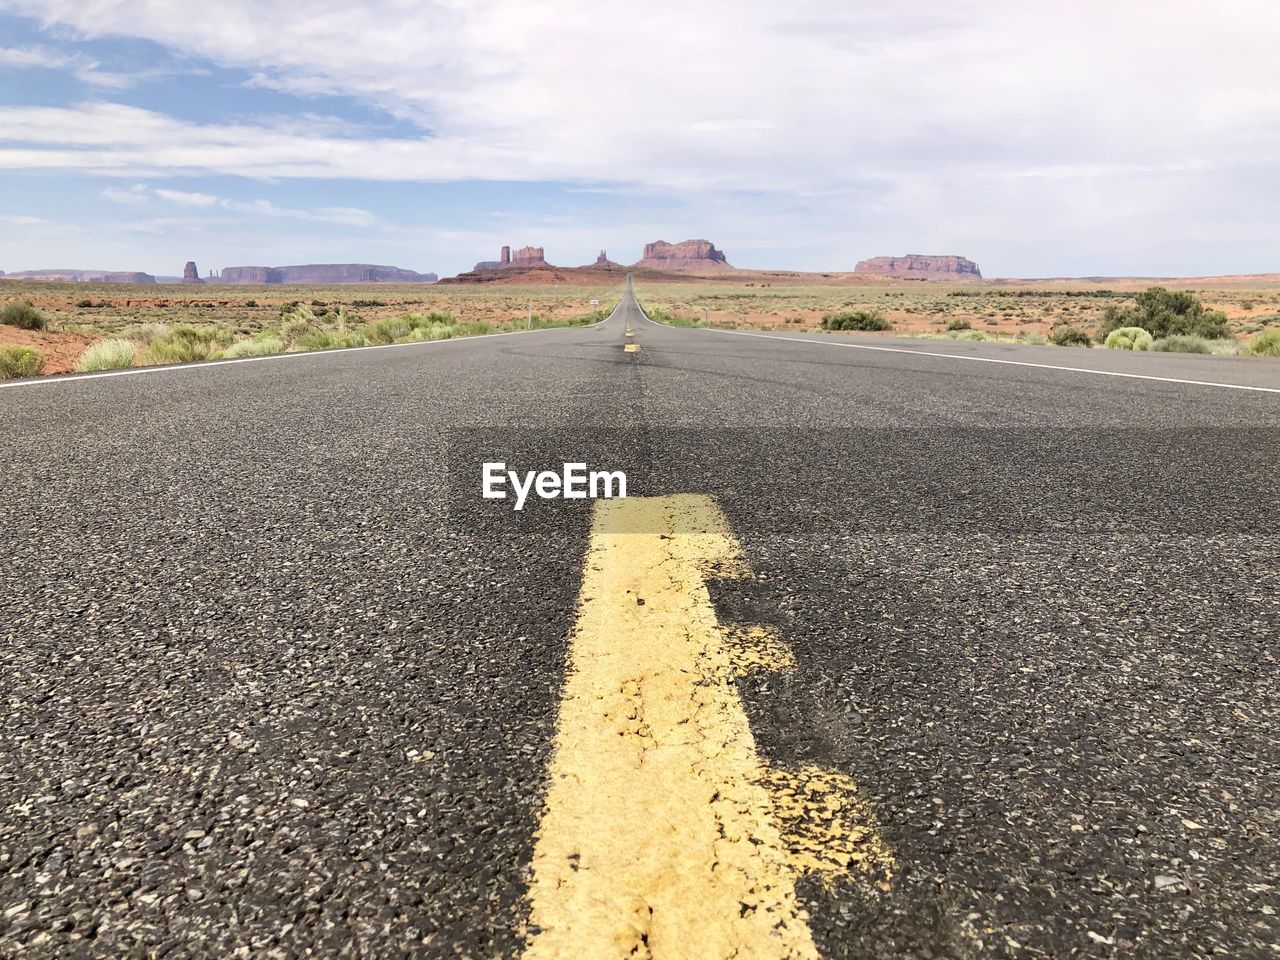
xmin=1 ymin=280 xmax=619 ymax=375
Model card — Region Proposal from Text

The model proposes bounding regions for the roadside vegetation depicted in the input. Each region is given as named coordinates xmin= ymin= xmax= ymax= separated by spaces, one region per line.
xmin=643 ymin=306 xmax=701 ymax=327
xmin=1099 ymin=287 xmax=1229 ymax=340
xmin=76 ymin=339 xmax=136 ymax=372
xmin=1 ymin=300 xmax=47 ymax=331
xmin=51 ymin=299 xmax=606 ymax=374
xmin=1103 ymin=326 xmax=1154 ymax=351
xmin=0 ymin=345 xmax=44 ymax=378
xmin=1048 ymin=325 xmax=1093 ymax=347
xmin=4 ymin=278 xmax=1279 ymax=378
xmin=1246 ymin=329 xmax=1280 ymax=357
xmin=635 ymin=282 xmax=1280 ymax=361
xmin=821 ymin=309 xmax=892 ymax=332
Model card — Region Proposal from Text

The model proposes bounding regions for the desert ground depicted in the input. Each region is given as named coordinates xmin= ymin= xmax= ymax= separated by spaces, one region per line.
xmin=633 ymin=276 xmax=1280 ymax=340
xmin=2 ymin=275 xmax=1279 ymax=377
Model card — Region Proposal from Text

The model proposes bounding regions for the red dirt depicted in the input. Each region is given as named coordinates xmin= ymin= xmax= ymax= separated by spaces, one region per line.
xmin=0 ymin=326 xmax=93 ymax=375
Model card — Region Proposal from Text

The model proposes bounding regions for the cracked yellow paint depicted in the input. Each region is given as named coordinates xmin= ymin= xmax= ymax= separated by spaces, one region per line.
xmin=624 ymin=343 xmax=640 ymax=352
xmin=523 ymin=494 xmax=892 ymax=959
xmin=720 ymin=623 xmax=796 ymax=675
xmin=762 ymin=766 xmax=894 ymax=889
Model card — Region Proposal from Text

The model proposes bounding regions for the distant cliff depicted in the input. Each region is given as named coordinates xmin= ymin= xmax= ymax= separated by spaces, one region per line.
xmin=2 ymin=269 xmax=156 ymax=284
xmin=635 ymin=240 xmax=731 ymax=272
xmin=213 ymin=264 xmax=437 ymax=284
xmin=854 ymin=255 xmax=982 ymax=280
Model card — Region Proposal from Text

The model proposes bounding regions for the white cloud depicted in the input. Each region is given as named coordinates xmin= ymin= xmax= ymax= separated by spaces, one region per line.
xmin=154 ymin=188 xmax=220 ymax=207
xmin=0 ymin=42 xmax=146 ymax=88
xmin=99 ymin=180 xmax=378 ymax=226
xmin=101 ymin=183 xmax=150 ymax=204
xmin=0 ymin=44 xmax=75 ymax=68
xmin=2 ymin=1 xmax=1279 ymax=273
xmin=0 ymin=2 xmax=1275 ymax=190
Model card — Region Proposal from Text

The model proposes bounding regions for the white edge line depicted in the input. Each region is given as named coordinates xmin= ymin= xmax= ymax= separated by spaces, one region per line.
xmin=0 ymin=297 xmax=622 ymax=391
xmin=634 ymin=296 xmax=1280 ymax=396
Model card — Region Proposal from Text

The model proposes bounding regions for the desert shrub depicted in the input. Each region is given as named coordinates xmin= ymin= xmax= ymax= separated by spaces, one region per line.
xmin=244 ymin=299 xmax=258 ymax=307
xmin=821 ymin=309 xmax=891 ymax=332
xmin=295 ymin=328 xmax=368 ymax=351
xmin=146 ymin=324 xmax=227 ymax=364
xmin=0 ymin=346 xmax=44 ymax=378
xmin=368 ymin=316 xmax=413 ymax=344
xmin=1049 ymin=325 xmax=1092 ymax=347
xmin=75 ymin=298 xmax=94 ymax=308
xmin=406 ymin=323 xmax=455 ymax=342
xmin=1103 ymin=326 xmax=1154 ymax=351
xmin=1 ymin=300 xmax=47 ymax=331
xmin=76 ymin=339 xmax=135 ymax=372
xmin=658 ymin=312 xmax=702 ymax=328
xmin=409 ymin=309 xmax=455 ymax=326
xmin=351 ymin=299 xmax=386 ymax=308
xmin=1153 ymin=335 xmax=1212 ymax=354
xmin=1245 ymin=329 xmax=1280 ymax=357
xmin=1100 ymin=287 xmax=1228 ymax=339
xmin=279 ymin=303 xmax=321 ymax=343
xmin=946 ymin=318 xmax=972 ymax=331
xmin=221 ymin=336 xmax=284 ymax=359
xmin=645 ymin=306 xmax=699 ymax=326
xmin=275 ymin=303 xmax=367 ymax=351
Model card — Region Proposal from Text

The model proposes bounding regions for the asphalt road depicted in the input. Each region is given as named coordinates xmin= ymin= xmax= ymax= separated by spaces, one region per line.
xmin=2 ymin=281 xmax=1277 ymax=958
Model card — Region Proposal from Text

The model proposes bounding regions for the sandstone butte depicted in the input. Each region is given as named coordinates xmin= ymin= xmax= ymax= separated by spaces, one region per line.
xmin=634 ymin=239 xmax=732 ymax=272
xmin=579 ymin=250 xmax=623 ymax=269
xmin=209 ymin=264 xmax=438 ymax=284
xmin=182 ymin=261 xmax=203 ymax=284
xmin=475 ymin=245 xmax=550 ymax=271
xmin=853 ymin=254 xmax=982 ymax=280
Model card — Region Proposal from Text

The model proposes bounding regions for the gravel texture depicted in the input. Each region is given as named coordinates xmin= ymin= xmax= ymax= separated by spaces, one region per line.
xmin=1 ymin=292 xmax=1277 ymax=957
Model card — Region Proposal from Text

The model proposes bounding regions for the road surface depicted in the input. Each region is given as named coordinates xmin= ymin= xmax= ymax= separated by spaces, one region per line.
xmin=2 ymin=280 xmax=1277 ymax=957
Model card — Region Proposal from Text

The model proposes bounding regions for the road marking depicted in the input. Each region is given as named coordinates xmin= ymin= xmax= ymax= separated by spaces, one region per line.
xmin=523 ymin=495 xmax=892 ymax=959
xmin=632 ymin=301 xmax=1280 ymax=395
xmin=624 ymin=343 xmax=640 ymax=352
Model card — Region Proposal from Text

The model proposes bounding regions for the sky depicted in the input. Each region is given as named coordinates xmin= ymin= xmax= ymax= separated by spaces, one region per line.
xmin=0 ymin=1 xmax=1277 ymax=279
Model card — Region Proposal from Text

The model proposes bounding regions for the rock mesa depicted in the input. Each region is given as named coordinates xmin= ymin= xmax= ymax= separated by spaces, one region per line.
xmin=635 ymin=240 xmax=731 ymax=272
xmin=854 ymin=255 xmax=981 ymax=280
xmin=214 ymin=264 xmax=437 ymax=284
xmin=2 ymin=269 xmax=156 ymax=283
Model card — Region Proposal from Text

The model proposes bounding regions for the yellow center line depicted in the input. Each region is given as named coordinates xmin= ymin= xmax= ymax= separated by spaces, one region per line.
xmin=523 ymin=494 xmax=892 ymax=959
xmin=624 ymin=343 xmax=640 ymax=353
